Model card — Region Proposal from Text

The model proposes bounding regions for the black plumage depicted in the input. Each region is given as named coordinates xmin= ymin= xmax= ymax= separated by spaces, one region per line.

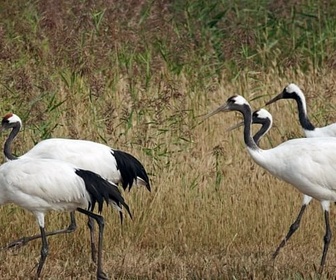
xmin=112 ymin=149 xmax=151 ymax=192
xmin=75 ymin=168 xmax=132 ymax=218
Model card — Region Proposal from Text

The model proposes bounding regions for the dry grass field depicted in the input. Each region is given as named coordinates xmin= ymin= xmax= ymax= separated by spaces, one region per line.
xmin=1 ymin=1 xmax=336 ymax=279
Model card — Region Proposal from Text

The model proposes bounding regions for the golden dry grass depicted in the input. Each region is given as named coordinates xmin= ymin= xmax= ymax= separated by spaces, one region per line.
xmin=1 ymin=69 xmax=336 ymax=279
xmin=1 ymin=1 xmax=336 ymax=279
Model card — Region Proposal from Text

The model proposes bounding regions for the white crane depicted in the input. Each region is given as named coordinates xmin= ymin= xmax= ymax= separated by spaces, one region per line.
xmin=205 ymin=95 xmax=336 ymax=273
xmin=0 ymin=157 xmax=131 ymax=279
xmin=0 ymin=113 xmax=150 ymax=262
xmin=266 ymin=83 xmax=336 ymax=258
xmin=230 ymin=108 xmax=312 ymax=259
xmin=266 ymin=83 xmax=336 ymax=137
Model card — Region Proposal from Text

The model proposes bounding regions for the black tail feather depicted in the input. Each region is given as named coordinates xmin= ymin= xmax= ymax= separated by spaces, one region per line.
xmin=112 ymin=149 xmax=151 ymax=192
xmin=75 ymin=169 xmax=132 ymax=219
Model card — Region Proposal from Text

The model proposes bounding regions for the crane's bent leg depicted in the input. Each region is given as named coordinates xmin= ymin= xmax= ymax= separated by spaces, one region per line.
xmin=3 ymin=212 xmax=77 ymax=250
xmin=318 ymin=209 xmax=332 ymax=274
xmin=88 ymin=216 xmax=98 ymax=263
xmin=272 ymin=199 xmax=310 ymax=259
xmin=36 ymin=226 xmax=49 ymax=278
xmin=78 ymin=208 xmax=108 ymax=280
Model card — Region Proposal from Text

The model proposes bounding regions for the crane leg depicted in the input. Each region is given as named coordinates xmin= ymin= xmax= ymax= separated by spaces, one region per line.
xmin=77 ymin=208 xmax=108 ymax=280
xmin=272 ymin=204 xmax=307 ymax=259
xmin=88 ymin=216 xmax=98 ymax=264
xmin=318 ymin=210 xmax=332 ymax=274
xmin=35 ymin=226 xmax=49 ymax=278
xmin=2 ymin=212 xmax=77 ymax=250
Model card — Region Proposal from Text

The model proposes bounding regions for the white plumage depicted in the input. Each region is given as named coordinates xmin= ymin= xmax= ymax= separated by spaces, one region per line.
xmin=2 ymin=161 xmax=90 ymax=212
xmin=1 ymin=113 xmax=150 ymax=262
xmin=23 ymin=139 xmax=122 ymax=182
xmin=206 ymin=95 xmax=336 ymax=273
xmin=0 ymin=157 xmax=131 ymax=279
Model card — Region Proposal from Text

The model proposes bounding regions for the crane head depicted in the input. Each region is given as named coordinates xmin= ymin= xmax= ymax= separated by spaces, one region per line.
xmin=227 ymin=108 xmax=272 ymax=132
xmin=204 ymin=95 xmax=250 ymax=121
xmin=265 ymin=83 xmax=303 ymax=106
xmin=1 ymin=113 xmax=22 ymax=132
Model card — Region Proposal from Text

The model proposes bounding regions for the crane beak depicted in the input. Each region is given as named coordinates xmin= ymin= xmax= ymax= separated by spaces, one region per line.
xmin=265 ymin=91 xmax=284 ymax=106
xmin=226 ymin=121 xmax=244 ymax=132
xmin=203 ymin=103 xmax=230 ymax=121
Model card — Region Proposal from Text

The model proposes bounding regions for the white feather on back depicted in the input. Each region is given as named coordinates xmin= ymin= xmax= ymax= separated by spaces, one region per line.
xmin=0 ymin=158 xmax=90 ymax=212
xmin=248 ymin=137 xmax=336 ymax=201
xmin=21 ymin=138 xmax=121 ymax=183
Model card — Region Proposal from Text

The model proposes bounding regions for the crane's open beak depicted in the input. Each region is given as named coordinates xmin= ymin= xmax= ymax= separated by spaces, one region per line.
xmin=265 ymin=92 xmax=284 ymax=106
xmin=203 ymin=103 xmax=230 ymax=121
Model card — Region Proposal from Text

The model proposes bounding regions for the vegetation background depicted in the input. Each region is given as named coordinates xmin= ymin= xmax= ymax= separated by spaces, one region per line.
xmin=0 ymin=0 xmax=336 ymax=279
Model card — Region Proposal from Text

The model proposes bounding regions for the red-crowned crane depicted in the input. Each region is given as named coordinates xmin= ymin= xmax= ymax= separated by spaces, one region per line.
xmin=206 ymin=95 xmax=336 ymax=273
xmin=266 ymin=83 xmax=336 ymax=258
xmin=1 ymin=113 xmax=150 ymax=263
xmin=230 ymin=107 xmax=311 ymax=258
xmin=0 ymin=157 xmax=131 ymax=279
